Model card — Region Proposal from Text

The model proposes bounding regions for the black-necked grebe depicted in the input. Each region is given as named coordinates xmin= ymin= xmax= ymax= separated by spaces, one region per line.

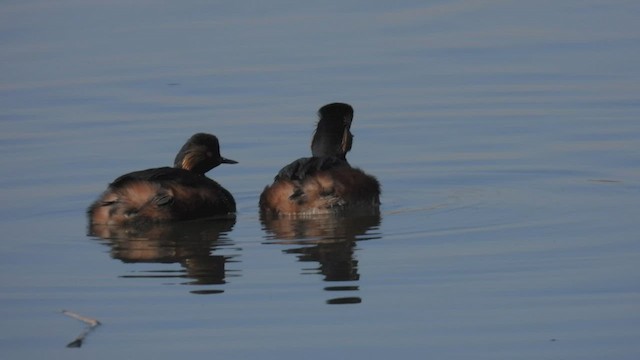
xmin=88 ymin=133 xmax=237 ymax=225
xmin=260 ymin=103 xmax=380 ymax=215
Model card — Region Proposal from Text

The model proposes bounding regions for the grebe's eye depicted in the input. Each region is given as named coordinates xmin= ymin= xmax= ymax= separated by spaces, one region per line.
xmin=206 ymin=151 xmax=213 ymax=158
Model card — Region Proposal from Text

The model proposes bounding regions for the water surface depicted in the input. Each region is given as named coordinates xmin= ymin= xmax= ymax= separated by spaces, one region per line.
xmin=1 ymin=1 xmax=639 ymax=359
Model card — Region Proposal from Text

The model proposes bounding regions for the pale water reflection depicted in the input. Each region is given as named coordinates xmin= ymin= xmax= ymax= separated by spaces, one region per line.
xmin=90 ymin=218 xmax=239 ymax=293
xmin=261 ymin=211 xmax=381 ymax=304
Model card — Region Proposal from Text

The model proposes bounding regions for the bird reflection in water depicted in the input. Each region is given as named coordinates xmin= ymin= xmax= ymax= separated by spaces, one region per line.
xmin=260 ymin=210 xmax=381 ymax=304
xmin=88 ymin=218 xmax=238 ymax=294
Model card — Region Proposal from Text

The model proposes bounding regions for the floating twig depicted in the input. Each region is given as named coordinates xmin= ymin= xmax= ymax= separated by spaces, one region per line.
xmin=61 ymin=310 xmax=101 ymax=348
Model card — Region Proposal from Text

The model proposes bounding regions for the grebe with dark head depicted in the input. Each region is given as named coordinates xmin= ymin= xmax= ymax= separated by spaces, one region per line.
xmin=259 ymin=103 xmax=380 ymax=216
xmin=88 ymin=133 xmax=237 ymax=226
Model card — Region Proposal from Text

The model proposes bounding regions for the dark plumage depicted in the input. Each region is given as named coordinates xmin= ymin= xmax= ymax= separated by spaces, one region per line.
xmin=260 ymin=103 xmax=380 ymax=215
xmin=88 ymin=133 xmax=237 ymax=226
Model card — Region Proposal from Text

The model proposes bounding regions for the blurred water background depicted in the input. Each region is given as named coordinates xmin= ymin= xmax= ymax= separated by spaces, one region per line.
xmin=1 ymin=1 xmax=639 ymax=359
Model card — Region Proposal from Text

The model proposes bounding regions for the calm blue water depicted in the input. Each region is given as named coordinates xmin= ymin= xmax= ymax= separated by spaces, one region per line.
xmin=1 ymin=1 xmax=639 ymax=359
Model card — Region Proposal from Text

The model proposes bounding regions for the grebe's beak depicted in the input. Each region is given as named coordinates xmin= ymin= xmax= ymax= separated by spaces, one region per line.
xmin=220 ymin=157 xmax=238 ymax=164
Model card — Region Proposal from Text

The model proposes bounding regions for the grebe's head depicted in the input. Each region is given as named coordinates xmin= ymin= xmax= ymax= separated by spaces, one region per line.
xmin=311 ymin=102 xmax=354 ymax=159
xmin=174 ymin=133 xmax=237 ymax=174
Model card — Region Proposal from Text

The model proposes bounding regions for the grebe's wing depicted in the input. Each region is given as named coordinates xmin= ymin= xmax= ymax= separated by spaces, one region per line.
xmin=110 ymin=167 xmax=209 ymax=188
xmin=274 ymin=156 xmax=349 ymax=181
